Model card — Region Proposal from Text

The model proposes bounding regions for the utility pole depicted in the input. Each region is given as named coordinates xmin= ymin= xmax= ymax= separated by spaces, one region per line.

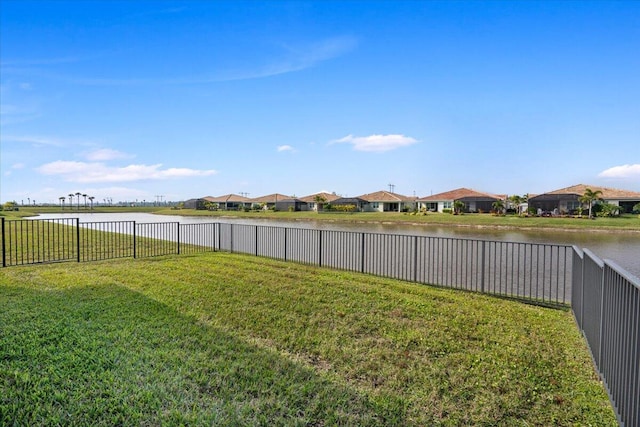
xmin=388 ymin=183 xmax=395 ymax=193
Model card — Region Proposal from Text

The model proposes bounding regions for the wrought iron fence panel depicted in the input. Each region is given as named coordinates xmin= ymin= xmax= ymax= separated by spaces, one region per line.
xmin=179 ymin=223 xmax=218 ymax=254
xmin=600 ymin=261 xmax=639 ymax=427
xmin=1 ymin=218 xmax=78 ymax=266
xmin=230 ymin=224 xmax=257 ymax=255
xmin=79 ymin=221 xmax=134 ymax=262
xmin=134 ymin=222 xmax=179 ymax=258
xmin=285 ymin=228 xmax=320 ymax=265
xmin=482 ymin=241 xmax=571 ymax=305
xmin=256 ymin=225 xmax=286 ymax=260
xmin=217 ymin=223 xmax=233 ymax=252
xmin=581 ymin=249 xmax=605 ymax=367
xmin=321 ymin=230 xmax=363 ymax=272
xmin=362 ymin=233 xmax=414 ymax=282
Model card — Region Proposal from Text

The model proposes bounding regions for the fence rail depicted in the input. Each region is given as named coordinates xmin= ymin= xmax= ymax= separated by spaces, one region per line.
xmin=573 ymin=249 xmax=639 ymax=427
xmin=1 ymin=217 xmax=637 ymax=426
xmin=217 ymin=224 xmax=572 ymax=305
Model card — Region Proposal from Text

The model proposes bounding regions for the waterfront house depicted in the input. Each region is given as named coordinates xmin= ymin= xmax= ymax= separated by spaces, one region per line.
xmin=207 ymin=194 xmax=251 ymax=210
xmin=299 ymin=192 xmax=341 ymax=211
xmin=358 ymin=190 xmax=416 ymax=212
xmin=275 ymin=198 xmax=308 ymax=211
xmin=528 ymin=184 xmax=640 ymax=214
xmin=329 ymin=197 xmax=368 ymax=212
xmin=417 ymin=188 xmax=502 ymax=213
xmin=249 ymin=193 xmax=292 ymax=210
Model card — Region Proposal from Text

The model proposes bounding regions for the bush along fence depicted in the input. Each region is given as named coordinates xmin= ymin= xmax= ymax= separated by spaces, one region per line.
xmin=1 ymin=217 xmax=638 ymax=426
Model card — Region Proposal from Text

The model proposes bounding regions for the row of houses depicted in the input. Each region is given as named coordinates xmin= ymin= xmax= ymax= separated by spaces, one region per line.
xmin=184 ymin=184 xmax=640 ymax=214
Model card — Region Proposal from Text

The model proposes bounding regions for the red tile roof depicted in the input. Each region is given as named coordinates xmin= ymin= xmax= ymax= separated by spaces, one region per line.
xmin=539 ymin=184 xmax=640 ymax=200
xmin=357 ymin=190 xmax=415 ymax=202
xmin=206 ymin=194 xmax=251 ymax=203
xmin=249 ymin=193 xmax=291 ymax=203
xmin=298 ymin=192 xmax=341 ymax=203
xmin=418 ymin=188 xmax=500 ymax=202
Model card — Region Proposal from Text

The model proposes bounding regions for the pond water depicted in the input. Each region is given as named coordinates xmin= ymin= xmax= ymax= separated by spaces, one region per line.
xmin=28 ymin=212 xmax=640 ymax=278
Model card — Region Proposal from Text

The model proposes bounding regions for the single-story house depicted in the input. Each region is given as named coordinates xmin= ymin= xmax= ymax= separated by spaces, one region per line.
xmin=183 ymin=197 xmax=213 ymax=210
xmin=358 ymin=190 xmax=416 ymax=212
xmin=249 ymin=193 xmax=292 ymax=210
xmin=206 ymin=194 xmax=251 ymax=210
xmin=275 ymin=198 xmax=308 ymax=212
xmin=329 ymin=197 xmax=368 ymax=212
xmin=417 ymin=188 xmax=502 ymax=213
xmin=528 ymin=184 xmax=640 ymax=214
xmin=299 ymin=192 xmax=341 ymax=211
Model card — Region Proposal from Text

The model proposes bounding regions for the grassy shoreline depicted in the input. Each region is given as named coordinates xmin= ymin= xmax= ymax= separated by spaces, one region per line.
xmin=0 ymin=253 xmax=616 ymax=425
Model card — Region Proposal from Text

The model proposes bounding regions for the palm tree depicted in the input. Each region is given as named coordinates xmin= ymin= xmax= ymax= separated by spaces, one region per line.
xmin=82 ymin=194 xmax=88 ymax=210
xmin=579 ymin=188 xmax=603 ymax=219
xmin=508 ymin=195 xmax=522 ymax=215
xmin=68 ymin=193 xmax=75 ymax=209
xmin=453 ymin=200 xmax=465 ymax=215
xmin=313 ymin=194 xmax=327 ymax=212
xmin=89 ymin=196 xmax=95 ymax=210
xmin=75 ymin=192 xmax=81 ymax=210
xmin=59 ymin=196 xmax=65 ymax=210
xmin=492 ymin=199 xmax=505 ymax=215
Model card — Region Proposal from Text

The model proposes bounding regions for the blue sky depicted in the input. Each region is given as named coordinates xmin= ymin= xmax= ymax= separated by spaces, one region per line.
xmin=1 ymin=0 xmax=639 ymax=204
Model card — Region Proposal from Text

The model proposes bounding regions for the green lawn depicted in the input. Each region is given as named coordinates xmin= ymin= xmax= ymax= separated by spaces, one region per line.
xmin=0 ymin=253 xmax=615 ymax=426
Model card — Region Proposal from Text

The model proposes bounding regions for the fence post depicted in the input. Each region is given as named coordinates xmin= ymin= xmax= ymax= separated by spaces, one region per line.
xmin=480 ymin=240 xmax=486 ymax=293
xmin=133 ymin=221 xmax=137 ymax=258
xmin=597 ymin=261 xmax=606 ymax=367
xmin=255 ymin=225 xmax=258 ymax=256
xmin=413 ymin=235 xmax=418 ymax=282
xmin=176 ymin=222 xmax=180 ymax=255
xmin=230 ymin=223 xmax=234 ymax=253
xmin=319 ymin=229 xmax=323 ymax=267
xmin=284 ymin=228 xmax=287 ymax=261
xmin=76 ymin=218 xmax=81 ymax=262
xmin=361 ymin=232 xmax=365 ymax=273
xmin=1 ymin=217 xmax=5 ymax=268
xmin=216 ymin=223 xmax=220 ymax=251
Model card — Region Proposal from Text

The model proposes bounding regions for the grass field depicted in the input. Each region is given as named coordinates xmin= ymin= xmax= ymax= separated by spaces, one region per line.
xmin=0 ymin=252 xmax=616 ymax=426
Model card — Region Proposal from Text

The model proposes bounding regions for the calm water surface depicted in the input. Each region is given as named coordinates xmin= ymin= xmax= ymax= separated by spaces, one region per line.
xmin=30 ymin=213 xmax=640 ymax=278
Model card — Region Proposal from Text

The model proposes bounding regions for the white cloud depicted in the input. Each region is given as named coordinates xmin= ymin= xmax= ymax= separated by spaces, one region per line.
xmin=1 ymin=135 xmax=64 ymax=147
xmin=37 ymin=161 xmax=217 ymax=183
xmin=12 ymin=163 xmax=25 ymax=169
xmin=84 ymin=148 xmax=134 ymax=161
xmin=277 ymin=145 xmax=294 ymax=152
xmin=598 ymin=164 xmax=640 ymax=179
xmin=26 ymin=36 xmax=358 ymax=86
xmin=331 ymin=134 xmax=418 ymax=152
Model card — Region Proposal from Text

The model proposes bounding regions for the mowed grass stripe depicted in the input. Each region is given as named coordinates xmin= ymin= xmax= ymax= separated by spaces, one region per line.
xmin=1 ymin=252 xmax=616 ymax=426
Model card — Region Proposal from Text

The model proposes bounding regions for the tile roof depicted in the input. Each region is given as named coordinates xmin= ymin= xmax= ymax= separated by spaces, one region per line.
xmin=538 ymin=184 xmax=640 ymax=200
xmin=298 ymin=192 xmax=341 ymax=203
xmin=418 ymin=188 xmax=500 ymax=202
xmin=206 ymin=194 xmax=251 ymax=203
xmin=357 ymin=190 xmax=415 ymax=202
xmin=249 ymin=193 xmax=291 ymax=203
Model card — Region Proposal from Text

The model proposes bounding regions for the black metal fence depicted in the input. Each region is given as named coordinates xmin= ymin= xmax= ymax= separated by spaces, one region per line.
xmin=572 ymin=248 xmax=639 ymax=427
xmin=2 ymin=217 xmax=638 ymax=426
xmin=216 ymin=223 xmax=572 ymax=305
